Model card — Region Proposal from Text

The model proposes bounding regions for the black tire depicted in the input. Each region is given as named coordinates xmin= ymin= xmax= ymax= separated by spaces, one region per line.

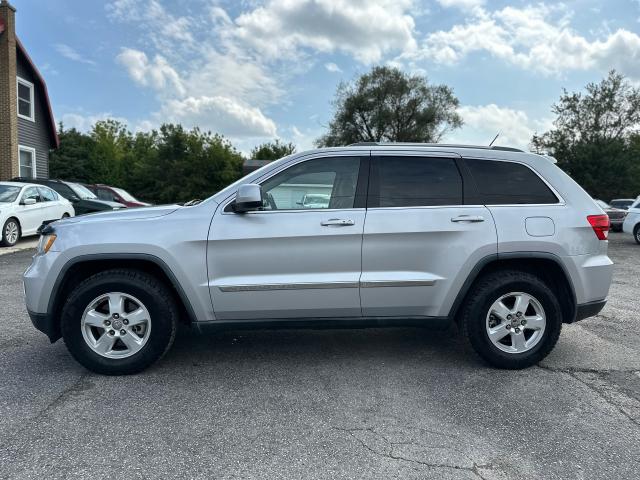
xmin=634 ymin=225 xmax=640 ymax=245
xmin=1 ymin=218 xmax=20 ymax=247
xmin=61 ymin=269 xmax=178 ymax=375
xmin=460 ymin=270 xmax=562 ymax=369
xmin=62 ymin=213 xmax=70 ymax=219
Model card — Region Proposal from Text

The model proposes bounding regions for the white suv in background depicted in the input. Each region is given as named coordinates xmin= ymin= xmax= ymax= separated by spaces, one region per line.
xmin=622 ymin=198 xmax=640 ymax=244
xmin=0 ymin=181 xmax=74 ymax=247
xmin=23 ymin=144 xmax=613 ymax=374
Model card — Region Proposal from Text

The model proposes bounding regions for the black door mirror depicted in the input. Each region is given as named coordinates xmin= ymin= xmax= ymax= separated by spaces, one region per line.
xmin=233 ymin=184 xmax=263 ymax=213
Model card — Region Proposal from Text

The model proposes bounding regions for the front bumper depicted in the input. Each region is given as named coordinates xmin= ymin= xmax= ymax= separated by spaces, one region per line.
xmin=27 ymin=309 xmax=60 ymax=343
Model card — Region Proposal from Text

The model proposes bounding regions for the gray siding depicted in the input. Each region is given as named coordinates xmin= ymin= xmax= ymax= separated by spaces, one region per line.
xmin=16 ymin=55 xmax=50 ymax=179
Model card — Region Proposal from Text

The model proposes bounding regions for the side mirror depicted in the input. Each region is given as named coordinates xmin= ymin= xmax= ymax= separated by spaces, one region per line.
xmin=233 ymin=184 xmax=263 ymax=213
xmin=22 ymin=198 xmax=36 ymax=206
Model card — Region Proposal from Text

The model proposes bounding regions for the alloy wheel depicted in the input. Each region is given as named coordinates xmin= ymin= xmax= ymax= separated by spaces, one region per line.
xmin=485 ymin=292 xmax=546 ymax=354
xmin=81 ymin=292 xmax=152 ymax=359
xmin=4 ymin=221 xmax=19 ymax=245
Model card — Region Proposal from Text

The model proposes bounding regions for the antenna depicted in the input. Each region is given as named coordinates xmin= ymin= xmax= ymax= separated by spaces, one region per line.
xmin=489 ymin=132 xmax=500 ymax=146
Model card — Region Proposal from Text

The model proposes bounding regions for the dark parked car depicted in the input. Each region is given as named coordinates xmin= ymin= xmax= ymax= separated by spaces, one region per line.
xmin=595 ymin=200 xmax=626 ymax=231
xmin=610 ymin=198 xmax=637 ymax=210
xmin=84 ymin=184 xmax=151 ymax=208
xmin=11 ymin=178 xmax=125 ymax=215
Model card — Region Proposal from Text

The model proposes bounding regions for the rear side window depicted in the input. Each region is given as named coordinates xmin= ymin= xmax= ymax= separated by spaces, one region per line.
xmin=464 ymin=159 xmax=558 ymax=205
xmin=370 ymin=157 xmax=463 ymax=207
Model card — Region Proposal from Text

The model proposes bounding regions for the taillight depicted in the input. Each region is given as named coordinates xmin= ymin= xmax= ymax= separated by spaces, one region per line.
xmin=587 ymin=214 xmax=610 ymax=240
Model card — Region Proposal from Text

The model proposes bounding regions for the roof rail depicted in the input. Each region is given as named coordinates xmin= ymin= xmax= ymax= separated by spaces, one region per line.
xmin=347 ymin=142 xmax=524 ymax=153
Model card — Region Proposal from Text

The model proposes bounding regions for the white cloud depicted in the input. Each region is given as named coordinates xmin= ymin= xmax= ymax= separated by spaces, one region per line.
xmin=436 ymin=0 xmax=484 ymax=9
xmin=407 ymin=4 xmax=640 ymax=79
xmin=116 ymin=48 xmax=185 ymax=96
xmin=161 ymin=96 xmax=277 ymax=138
xmin=324 ymin=62 xmax=342 ymax=73
xmin=107 ymin=0 xmax=193 ymax=46
xmin=55 ymin=43 xmax=96 ymax=66
xmin=447 ymin=104 xmax=552 ymax=150
xmin=232 ymin=0 xmax=417 ymax=63
xmin=61 ymin=112 xmax=128 ymax=132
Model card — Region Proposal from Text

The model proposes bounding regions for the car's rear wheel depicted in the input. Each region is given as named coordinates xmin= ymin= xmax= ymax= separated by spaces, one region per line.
xmin=460 ymin=270 xmax=562 ymax=369
xmin=62 ymin=213 xmax=70 ymax=219
xmin=634 ymin=225 xmax=640 ymax=245
xmin=61 ymin=269 xmax=177 ymax=375
xmin=1 ymin=218 xmax=20 ymax=247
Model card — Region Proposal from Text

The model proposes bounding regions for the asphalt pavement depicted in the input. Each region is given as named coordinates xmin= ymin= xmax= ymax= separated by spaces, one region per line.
xmin=0 ymin=233 xmax=638 ymax=479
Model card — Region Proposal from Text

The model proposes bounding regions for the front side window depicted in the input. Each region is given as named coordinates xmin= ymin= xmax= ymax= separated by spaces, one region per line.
xmin=369 ymin=156 xmax=463 ymax=208
xmin=18 ymin=146 xmax=36 ymax=178
xmin=464 ymin=159 xmax=558 ymax=205
xmin=17 ymin=78 xmax=34 ymax=121
xmin=259 ymin=157 xmax=361 ymax=210
xmin=22 ymin=187 xmax=40 ymax=203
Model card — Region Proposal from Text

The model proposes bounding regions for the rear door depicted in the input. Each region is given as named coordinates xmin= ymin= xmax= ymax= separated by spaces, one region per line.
xmin=37 ymin=187 xmax=60 ymax=220
xmin=360 ymin=152 xmax=498 ymax=318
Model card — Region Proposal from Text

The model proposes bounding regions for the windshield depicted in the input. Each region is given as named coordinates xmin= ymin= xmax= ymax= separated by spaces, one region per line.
xmin=67 ymin=182 xmax=97 ymax=199
xmin=0 ymin=185 xmax=21 ymax=203
xmin=610 ymin=199 xmax=634 ymax=209
xmin=112 ymin=187 xmax=138 ymax=202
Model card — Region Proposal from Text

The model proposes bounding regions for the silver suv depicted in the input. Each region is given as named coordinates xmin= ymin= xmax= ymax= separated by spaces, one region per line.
xmin=23 ymin=144 xmax=614 ymax=374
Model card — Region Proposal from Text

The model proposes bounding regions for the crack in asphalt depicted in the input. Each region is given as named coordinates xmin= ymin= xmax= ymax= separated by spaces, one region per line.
xmin=0 ymin=373 xmax=92 ymax=449
xmin=537 ymin=364 xmax=640 ymax=428
xmin=333 ymin=426 xmax=494 ymax=479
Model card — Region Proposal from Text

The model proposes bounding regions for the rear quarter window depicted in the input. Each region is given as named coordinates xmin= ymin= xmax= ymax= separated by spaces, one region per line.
xmin=464 ymin=159 xmax=558 ymax=205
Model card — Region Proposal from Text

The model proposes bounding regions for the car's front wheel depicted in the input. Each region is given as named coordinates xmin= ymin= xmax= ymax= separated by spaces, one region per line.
xmin=1 ymin=218 xmax=20 ymax=247
xmin=461 ymin=270 xmax=562 ymax=369
xmin=61 ymin=269 xmax=178 ymax=375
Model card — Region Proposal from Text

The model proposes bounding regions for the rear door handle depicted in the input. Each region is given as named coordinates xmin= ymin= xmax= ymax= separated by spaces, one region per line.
xmin=321 ymin=218 xmax=355 ymax=226
xmin=451 ymin=215 xmax=485 ymax=223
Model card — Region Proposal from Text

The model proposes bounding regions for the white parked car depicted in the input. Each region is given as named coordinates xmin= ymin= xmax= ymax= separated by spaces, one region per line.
xmin=622 ymin=198 xmax=640 ymax=244
xmin=0 ymin=181 xmax=75 ymax=247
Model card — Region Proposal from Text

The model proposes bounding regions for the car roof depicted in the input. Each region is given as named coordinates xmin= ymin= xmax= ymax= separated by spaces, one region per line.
xmin=0 ymin=180 xmax=35 ymax=188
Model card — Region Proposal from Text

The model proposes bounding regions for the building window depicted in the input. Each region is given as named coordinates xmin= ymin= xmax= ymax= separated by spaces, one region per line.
xmin=17 ymin=77 xmax=35 ymax=121
xmin=18 ymin=146 xmax=36 ymax=178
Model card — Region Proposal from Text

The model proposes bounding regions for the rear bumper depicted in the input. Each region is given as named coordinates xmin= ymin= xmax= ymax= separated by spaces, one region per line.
xmin=572 ymin=299 xmax=607 ymax=323
xmin=27 ymin=309 xmax=59 ymax=343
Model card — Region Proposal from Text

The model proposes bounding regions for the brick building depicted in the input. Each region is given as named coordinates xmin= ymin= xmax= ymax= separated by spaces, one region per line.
xmin=0 ymin=0 xmax=57 ymax=181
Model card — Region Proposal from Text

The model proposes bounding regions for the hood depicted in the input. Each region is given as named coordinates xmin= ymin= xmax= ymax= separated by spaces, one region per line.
xmin=80 ymin=199 xmax=126 ymax=209
xmin=61 ymin=204 xmax=181 ymax=224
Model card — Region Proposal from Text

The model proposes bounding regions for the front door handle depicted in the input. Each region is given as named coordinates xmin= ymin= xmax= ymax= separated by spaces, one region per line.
xmin=451 ymin=215 xmax=485 ymax=223
xmin=321 ymin=218 xmax=355 ymax=226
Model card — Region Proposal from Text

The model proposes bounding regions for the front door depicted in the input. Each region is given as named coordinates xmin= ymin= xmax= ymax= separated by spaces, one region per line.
xmin=208 ymin=155 xmax=368 ymax=320
xmin=360 ymin=153 xmax=498 ymax=318
xmin=18 ymin=187 xmax=44 ymax=235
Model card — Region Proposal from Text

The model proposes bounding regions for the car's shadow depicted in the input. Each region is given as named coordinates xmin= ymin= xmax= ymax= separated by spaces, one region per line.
xmin=160 ymin=323 xmax=482 ymax=372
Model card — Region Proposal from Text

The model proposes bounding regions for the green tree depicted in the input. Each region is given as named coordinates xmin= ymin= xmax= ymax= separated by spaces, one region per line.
xmin=89 ymin=119 xmax=133 ymax=187
xmin=134 ymin=124 xmax=243 ymax=204
xmin=316 ymin=66 xmax=463 ymax=147
xmin=250 ymin=139 xmax=296 ymax=160
xmin=532 ymin=71 xmax=640 ymax=200
xmin=49 ymin=123 xmax=96 ymax=181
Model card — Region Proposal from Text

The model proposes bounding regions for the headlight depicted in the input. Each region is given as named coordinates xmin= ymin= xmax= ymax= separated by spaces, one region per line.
xmin=37 ymin=234 xmax=57 ymax=254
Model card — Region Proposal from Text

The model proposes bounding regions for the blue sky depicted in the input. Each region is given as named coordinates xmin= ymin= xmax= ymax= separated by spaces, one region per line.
xmin=13 ymin=0 xmax=640 ymax=153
